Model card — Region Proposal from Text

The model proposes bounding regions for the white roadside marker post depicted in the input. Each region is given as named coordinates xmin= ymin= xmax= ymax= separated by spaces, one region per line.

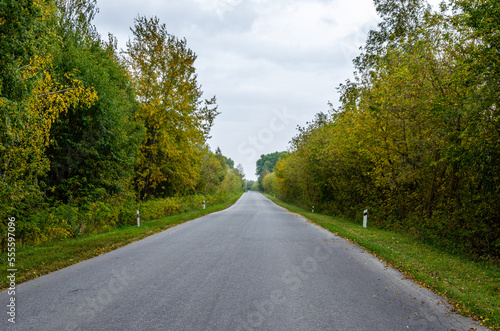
xmin=312 ymin=206 xmax=315 ymax=213
xmin=363 ymin=209 xmax=368 ymax=228
xmin=203 ymin=200 xmax=206 ymax=210
xmin=137 ymin=210 xmax=140 ymax=227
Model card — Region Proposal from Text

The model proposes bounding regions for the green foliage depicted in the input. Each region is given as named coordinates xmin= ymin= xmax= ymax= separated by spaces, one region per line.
xmin=224 ymin=156 xmax=235 ymax=169
xmin=1 ymin=3 xmax=240 ymax=252
xmin=0 ymin=193 xmax=243 ymax=292
xmin=0 ymin=0 xmax=97 ymax=249
xmin=274 ymin=0 xmax=500 ymax=259
xmin=262 ymin=172 xmax=278 ymax=195
xmin=250 ymin=182 xmax=259 ymax=191
xmin=196 ymin=148 xmax=226 ymax=195
xmin=268 ymin=194 xmax=500 ymax=330
xmin=256 ymin=151 xmax=287 ymax=176
xmin=46 ymin=4 xmax=142 ymax=204
xmin=126 ymin=15 xmax=220 ymax=200
xmin=196 ymin=146 xmax=244 ymax=195
xmin=139 ymin=198 xmax=180 ymax=221
xmin=245 ymin=180 xmax=256 ymax=191
xmin=255 ymin=151 xmax=287 ymax=190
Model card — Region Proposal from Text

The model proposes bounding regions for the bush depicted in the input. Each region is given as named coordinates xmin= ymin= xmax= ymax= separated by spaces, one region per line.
xmin=1 ymin=182 xmax=243 ymax=252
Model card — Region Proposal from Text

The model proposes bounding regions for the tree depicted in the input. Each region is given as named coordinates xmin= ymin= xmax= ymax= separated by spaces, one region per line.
xmin=200 ymin=96 xmax=220 ymax=140
xmin=235 ymin=164 xmax=245 ymax=180
xmin=262 ymin=172 xmax=278 ymax=195
xmin=273 ymin=0 xmax=500 ymax=258
xmin=357 ymin=0 xmax=430 ymax=71
xmin=126 ymin=16 xmax=218 ymax=200
xmin=0 ymin=0 xmax=97 ymax=211
xmin=196 ymin=147 xmax=225 ymax=195
xmin=255 ymin=151 xmax=287 ymax=190
xmin=256 ymin=151 xmax=287 ymax=177
xmin=44 ymin=0 xmax=142 ymax=204
xmin=245 ymin=180 xmax=256 ymax=191
xmin=0 ymin=0 xmax=99 ymax=248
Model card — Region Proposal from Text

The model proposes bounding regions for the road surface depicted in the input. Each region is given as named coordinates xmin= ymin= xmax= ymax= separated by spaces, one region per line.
xmin=0 ymin=192 xmax=488 ymax=330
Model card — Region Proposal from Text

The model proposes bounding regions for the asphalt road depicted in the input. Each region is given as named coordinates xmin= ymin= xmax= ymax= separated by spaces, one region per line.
xmin=1 ymin=192 xmax=488 ymax=330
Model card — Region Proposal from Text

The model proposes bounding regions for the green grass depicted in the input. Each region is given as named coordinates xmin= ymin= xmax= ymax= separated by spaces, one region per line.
xmin=265 ymin=194 xmax=500 ymax=331
xmin=1 ymin=193 xmax=243 ymax=290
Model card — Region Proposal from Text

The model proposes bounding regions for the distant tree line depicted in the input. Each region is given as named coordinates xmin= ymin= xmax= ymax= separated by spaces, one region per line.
xmin=255 ymin=151 xmax=287 ymax=191
xmin=262 ymin=0 xmax=500 ymax=259
xmin=0 ymin=0 xmax=244 ymax=249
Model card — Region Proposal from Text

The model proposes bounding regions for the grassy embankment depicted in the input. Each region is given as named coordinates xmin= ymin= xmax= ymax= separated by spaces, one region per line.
xmin=265 ymin=194 xmax=499 ymax=331
xmin=1 ymin=193 xmax=243 ymax=290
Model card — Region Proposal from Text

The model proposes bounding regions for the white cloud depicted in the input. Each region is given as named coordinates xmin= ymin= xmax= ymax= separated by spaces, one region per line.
xmin=93 ymin=0 xmax=382 ymax=179
xmin=194 ymin=0 xmax=243 ymax=17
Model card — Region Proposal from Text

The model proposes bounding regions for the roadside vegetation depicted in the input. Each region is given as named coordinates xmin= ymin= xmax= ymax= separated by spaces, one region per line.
xmin=257 ymin=0 xmax=499 ymax=328
xmin=0 ymin=192 xmax=243 ymax=290
xmin=0 ymin=1 xmax=245 ymax=251
xmin=260 ymin=0 xmax=500 ymax=262
xmin=266 ymin=194 xmax=499 ymax=330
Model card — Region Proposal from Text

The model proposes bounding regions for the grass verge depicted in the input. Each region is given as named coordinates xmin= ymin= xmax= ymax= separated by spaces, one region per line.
xmin=265 ymin=194 xmax=500 ymax=331
xmin=1 ymin=193 xmax=243 ymax=290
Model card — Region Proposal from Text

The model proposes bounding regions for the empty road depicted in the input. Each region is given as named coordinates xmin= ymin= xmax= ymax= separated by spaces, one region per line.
xmin=0 ymin=192 xmax=488 ymax=330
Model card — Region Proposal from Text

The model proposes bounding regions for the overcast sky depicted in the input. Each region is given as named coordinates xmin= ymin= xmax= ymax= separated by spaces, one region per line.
xmin=93 ymin=0 xmax=439 ymax=181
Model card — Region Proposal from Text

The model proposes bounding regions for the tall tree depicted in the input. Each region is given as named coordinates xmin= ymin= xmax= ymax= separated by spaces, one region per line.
xmin=0 ymin=0 xmax=97 ymax=213
xmin=274 ymin=0 xmax=500 ymax=257
xmin=126 ymin=16 xmax=218 ymax=200
xmin=356 ymin=0 xmax=430 ymax=71
xmin=43 ymin=0 xmax=142 ymax=204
